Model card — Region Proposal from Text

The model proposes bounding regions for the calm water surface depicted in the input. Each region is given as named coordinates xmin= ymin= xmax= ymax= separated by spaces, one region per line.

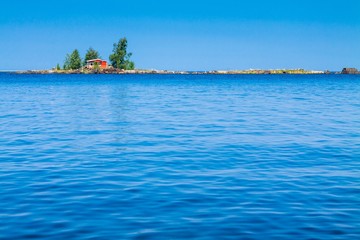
xmin=0 ymin=73 xmax=359 ymax=239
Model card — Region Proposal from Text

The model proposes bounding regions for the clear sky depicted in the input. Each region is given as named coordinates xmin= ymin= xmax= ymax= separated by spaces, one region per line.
xmin=1 ymin=0 xmax=359 ymax=71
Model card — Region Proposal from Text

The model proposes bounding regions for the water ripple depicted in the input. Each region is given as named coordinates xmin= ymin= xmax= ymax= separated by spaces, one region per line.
xmin=0 ymin=74 xmax=359 ymax=239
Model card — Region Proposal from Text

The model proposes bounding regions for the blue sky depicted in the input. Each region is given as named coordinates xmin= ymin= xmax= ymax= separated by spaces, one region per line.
xmin=1 ymin=0 xmax=359 ymax=71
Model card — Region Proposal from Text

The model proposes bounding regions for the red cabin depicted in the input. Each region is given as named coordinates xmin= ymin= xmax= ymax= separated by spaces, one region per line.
xmin=86 ymin=59 xmax=108 ymax=69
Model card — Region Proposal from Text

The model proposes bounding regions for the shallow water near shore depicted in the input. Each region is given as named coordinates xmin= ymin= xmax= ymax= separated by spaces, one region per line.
xmin=0 ymin=73 xmax=359 ymax=239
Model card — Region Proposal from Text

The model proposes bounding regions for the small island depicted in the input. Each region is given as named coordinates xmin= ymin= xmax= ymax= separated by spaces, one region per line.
xmin=16 ymin=37 xmax=359 ymax=75
xmin=55 ymin=37 xmax=135 ymax=74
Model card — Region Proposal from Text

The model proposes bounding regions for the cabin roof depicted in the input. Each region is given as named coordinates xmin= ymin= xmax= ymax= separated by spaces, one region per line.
xmin=87 ymin=59 xmax=107 ymax=63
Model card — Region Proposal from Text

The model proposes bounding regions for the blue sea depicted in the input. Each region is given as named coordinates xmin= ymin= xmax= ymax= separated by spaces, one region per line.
xmin=0 ymin=73 xmax=359 ymax=239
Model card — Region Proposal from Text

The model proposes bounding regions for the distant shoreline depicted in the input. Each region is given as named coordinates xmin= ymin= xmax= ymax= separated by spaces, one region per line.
xmin=0 ymin=67 xmax=356 ymax=75
xmin=11 ymin=69 xmax=359 ymax=75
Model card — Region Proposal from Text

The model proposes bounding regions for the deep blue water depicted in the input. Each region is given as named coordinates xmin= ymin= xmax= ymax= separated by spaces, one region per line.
xmin=0 ymin=73 xmax=359 ymax=239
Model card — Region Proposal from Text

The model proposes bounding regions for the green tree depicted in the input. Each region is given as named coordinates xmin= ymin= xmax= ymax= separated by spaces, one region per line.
xmin=63 ymin=50 xmax=82 ymax=70
xmin=56 ymin=63 xmax=61 ymax=71
xmin=109 ymin=37 xmax=135 ymax=70
xmin=84 ymin=47 xmax=100 ymax=66
xmin=63 ymin=54 xmax=71 ymax=70
xmin=69 ymin=49 xmax=82 ymax=69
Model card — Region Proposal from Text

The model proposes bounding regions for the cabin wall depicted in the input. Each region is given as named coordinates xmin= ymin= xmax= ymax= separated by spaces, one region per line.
xmin=101 ymin=61 xmax=107 ymax=69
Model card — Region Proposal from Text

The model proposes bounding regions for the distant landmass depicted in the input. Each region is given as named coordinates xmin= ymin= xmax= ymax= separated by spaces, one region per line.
xmin=15 ymin=67 xmax=359 ymax=75
xmin=9 ymin=36 xmax=359 ymax=75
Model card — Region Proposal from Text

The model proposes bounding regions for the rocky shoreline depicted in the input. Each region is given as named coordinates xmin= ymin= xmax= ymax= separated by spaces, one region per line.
xmin=16 ymin=69 xmax=333 ymax=75
xmin=14 ymin=67 xmax=360 ymax=75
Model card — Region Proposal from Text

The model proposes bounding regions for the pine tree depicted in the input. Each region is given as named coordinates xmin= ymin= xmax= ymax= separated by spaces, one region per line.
xmin=69 ymin=49 xmax=82 ymax=69
xmin=84 ymin=47 xmax=100 ymax=66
